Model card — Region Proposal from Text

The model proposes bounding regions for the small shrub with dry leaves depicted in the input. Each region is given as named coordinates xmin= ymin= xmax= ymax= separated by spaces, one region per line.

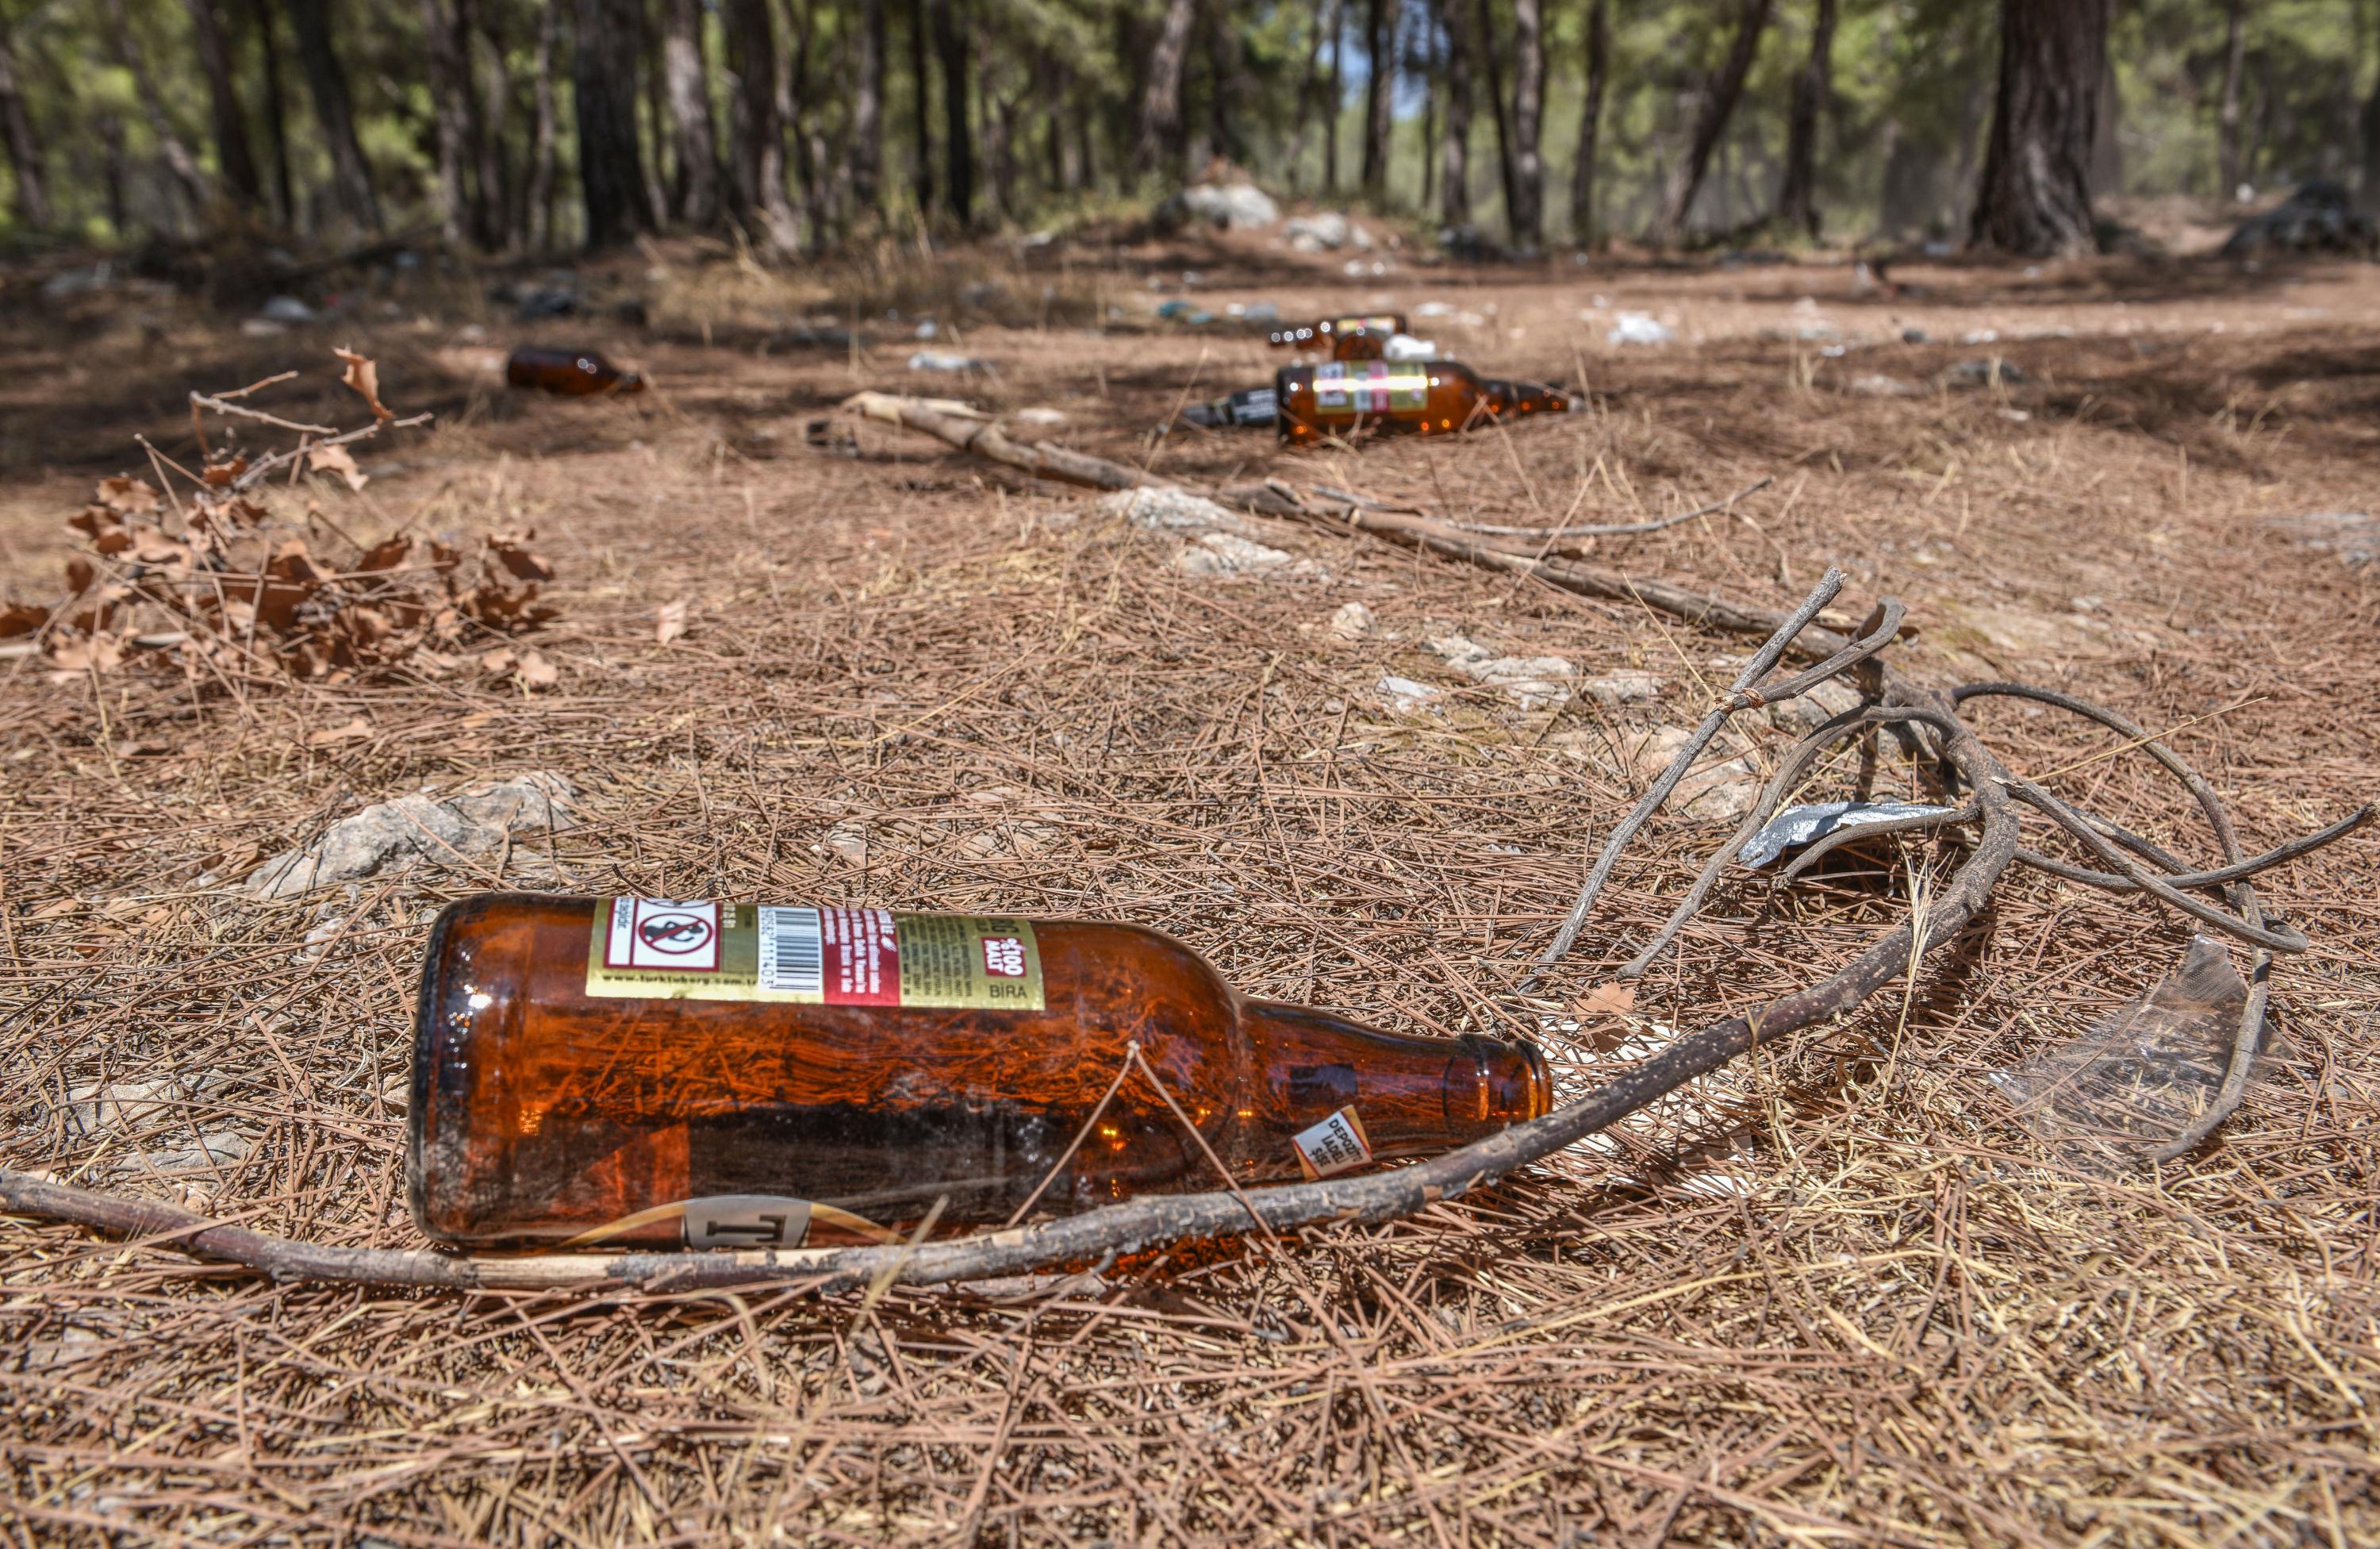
xmin=0 ymin=351 xmax=559 ymax=684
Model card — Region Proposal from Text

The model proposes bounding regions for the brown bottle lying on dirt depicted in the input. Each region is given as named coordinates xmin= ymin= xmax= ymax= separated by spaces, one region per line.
xmin=1265 ymin=313 xmax=1409 ymax=351
xmin=1273 ymin=360 xmax=1576 ymax=444
xmin=504 ymin=346 xmax=645 ymax=396
xmin=409 ymin=894 xmax=1549 ymax=1249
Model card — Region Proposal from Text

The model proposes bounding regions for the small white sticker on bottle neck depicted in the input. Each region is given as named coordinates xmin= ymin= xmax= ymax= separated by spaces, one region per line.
xmin=1292 ymin=1105 xmax=1373 ymax=1180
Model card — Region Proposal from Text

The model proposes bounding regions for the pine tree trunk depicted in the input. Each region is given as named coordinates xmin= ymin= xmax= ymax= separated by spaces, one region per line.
xmin=246 ymin=0 xmax=296 ymax=226
xmin=1361 ymin=0 xmax=1392 ymax=202
xmin=1651 ymin=0 xmax=1772 ymax=245
xmin=1134 ymin=0 xmax=1196 ymax=179
xmin=472 ymin=6 xmax=514 ymax=247
xmin=1438 ymin=0 xmax=1471 ymax=226
xmin=0 ymin=11 xmax=51 ymax=229
xmin=419 ymin=0 xmax=475 ymax=242
xmin=183 ymin=0 xmax=263 ymax=213
xmin=1570 ymin=0 xmax=1606 ymax=244
xmin=1507 ymin=0 xmax=1543 ymax=245
xmin=1968 ymin=0 xmax=2108 ymax=256
xmin=525 ymin=0 xmax=561 ymax=248
xmin=1774 ymin=0 xmax=1835 ymax=236
xmin=640 ymin=2 xmax=673 ymax=221
xmin=1286 ymin=0 xmax=1338 ymax=196
xmin=932 ymin=0 xmax=972 ymax=225
xmin=725 ymin=0 xmax=801 ymax=252
xmin=1325 ymin=2 xmax=1343 ymax=193
xmin=908 ymin=0 xmax=933 ymax=214
xmin=286 ymin=0 xmax=382 ymax=231
xmin=573 ymin=0 xmax=654 ymax=248
xmin=663 ymin=0 xmax=721 ymax=225
xmin=1418 ymin=29 xmax=1437 ymax=211
xmin=851 ymin=0 xmax=884 ymax=212
xmin=2217 ymin=0 xmax=2247 ymax=198
xmin=1476 ymin=0 xmax=1518 ymax=233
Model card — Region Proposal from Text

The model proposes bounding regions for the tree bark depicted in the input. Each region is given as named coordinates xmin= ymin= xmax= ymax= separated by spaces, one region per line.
xmin=245 ymin=0 xmax=296 ymax=225
xmin=0 ymin=10 xmax=49 ymax=229
xmin=1418 ymin=23 xmax=1436 ymax=210
xmin=1507 ymin=0 xmax=1543 ymax=245
xmin=1437 ymin=0 xmax=1472 ymax=225
xmin=1476 ymin=0 xmax=1518 ymax=233
xmin=1570 ymin=0 xmax=1606 ymax=244
xmin=1361 ymin=0 xmax=1393 ymax=202
xmin=418 ymin=0 xmax=475 ymax=242
xmin=851 ymin=0 xmax=885 ymax=212
xmin=1968 ymin=0 xmax=2108 ymax=257
xmin=1286 ymin=0 xmax=1337 ymax=196
xmin=1325 ymin=0 xmax=1343 ymax=193
xmin=932 ymin=0 xmax=972 ymax=225
xmin=2217 ymin=0 xmax=2247 ymax=198
xmin=662 ymin=0 xmax=721 ymax=225
xmin=725 ymin=0 xmax=800 ymax=252
xmin=525 ymin=0 xmax=562 ymax=248
xmin=1651 ymin=0 xmax=1772 ymax=246
xmin=908 ymin=0 xmax=933 ymax=214
xmin=286 ymin=0 xmax=383 ymax=231
xmin=183 ymin=0 xmax=264 ymax=213
xmin=1774 ymin=0 xmax=1836 ymax=236
xmin=1134 ymin=0 xmax=1196 ymax=179
xmin=573 ymin=0 xmax=654 ymax=248
xmin=465 ymin=0 xmax=509 ymax=247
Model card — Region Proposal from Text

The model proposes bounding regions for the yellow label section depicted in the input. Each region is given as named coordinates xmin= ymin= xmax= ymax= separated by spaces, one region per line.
xmin=583 ymin=898 xmax=1045 ymax=1010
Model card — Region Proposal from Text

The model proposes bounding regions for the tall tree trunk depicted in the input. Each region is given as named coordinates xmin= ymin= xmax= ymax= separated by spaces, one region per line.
xmin=525 ymin=0 xmax=562 ymax=248
xmin=662 ymin=0 xmax=721 ymax=225
xmin=931 ymin=0 xmax=971 ymax=224
xmin=184 ymin=0 xmax=263 ymax=213
xmin=1285 ymin=0 xmax=1337 ymax=196
xmin=851 ymin=0 xmax=884 ymax=212
xmin=1774 ymin=0 xmax=1836 ymax=236
xmin=1651 ymin=0 xmax=1772 ymax=245
xmin=245 ymin=0 xmax=295 ymax=225
xmin=1361 ymin=0 xmax=1392 ymax=202
xmin=1476 ymin=0 xmax=1518 ymax=232
xmin=1134 ymin=0 xmax=1196 ymax=179
xmin=103 ymin=0 xmax=213 ymax=221
xmin=472 ymin=6 xmax=514 ymax=247
xmin=573 ymin=0 xmax=654 ymax=248
xmin=908 ymin=0 xmax=933 ymax=214
xmin=1570 ymin=0 xmax=1606 ymax=244
xmin=286 ymin=0 xmax=382 ymax=231
xmin=640 ymin=2 xmax=673 ymax=220
xmin=1507 ymin=0 xmax=1543 ymax=244
xmin=2217 ymin=0 xmax=2248 ymax=197
xmin=1968 ymin=0 xmax=2109 ymax=256
xmin=726 ymin=0 xmax=800 ymax=252
xmin=1325 ymin=0 xmax=1343 ymax=193
xmin=1418 ymin=26 xmax=1436 ymax=211
xmin=1438 ymin=0 xmax=1472 ymax=225
xmin=418 ymin=0 xmax=474 ymax=242
xmin=0 ymin=10 xmax=50 ymax=229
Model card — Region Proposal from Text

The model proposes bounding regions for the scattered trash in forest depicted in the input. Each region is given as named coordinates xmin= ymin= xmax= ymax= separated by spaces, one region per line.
xmin=506 ymin=345 xmax=643 ymax=395
xmin=2220 ymin=179 xmax=2379 ymax=257
xmin=1607 ymin=311 xmax=1675 ymax=346
xmin=1739 ymin=801 xmax=1964 ymax=869
xmin=907 ymin=349 xmax=994 ymax=374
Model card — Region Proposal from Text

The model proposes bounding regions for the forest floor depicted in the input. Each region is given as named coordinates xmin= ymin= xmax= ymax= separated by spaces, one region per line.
xmin=2 ymin=227 xmax=2377 ymax=1546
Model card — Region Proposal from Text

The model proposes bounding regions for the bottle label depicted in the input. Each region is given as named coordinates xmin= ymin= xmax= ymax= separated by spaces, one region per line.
xmin=1331 ymin=314 xmax=1403 ymax=334
xmin=584 ymin=898 xmax=1046 ymax=1010
xmin=1291 ymin=1105 xmax=1374 ymax=1180
xmin=1310 ymin=360 xmax=1429 ymax=418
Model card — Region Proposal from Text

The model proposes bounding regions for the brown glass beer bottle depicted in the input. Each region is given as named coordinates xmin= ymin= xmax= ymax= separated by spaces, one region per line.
xmin=1265 ymin=313 xmax=1409 ymax=352
xmin=1273 ymin=360 xmax=1575 ymax=444
xmin=505 ymin=346 xmax=646 ymax=396
xmin=409 ymin=894 xmax=1549 ymax=1248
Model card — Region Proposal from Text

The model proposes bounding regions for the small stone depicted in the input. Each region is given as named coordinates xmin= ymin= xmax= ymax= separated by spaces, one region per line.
xmin=1097 ymin=485 xmax=1248 ymax=534
xmin=1377 ymin=675 xmax=1442 ymax=713
xmin=1848 ymin=374 xmax=1920 ymax=398
xmin=1327 ymin=602 xmax=1376 ymax=640
xmin=1176 ymin=532 xmax=1292 ymax=575
xmin=1580 ymin=671 xmax=1664 ymax=707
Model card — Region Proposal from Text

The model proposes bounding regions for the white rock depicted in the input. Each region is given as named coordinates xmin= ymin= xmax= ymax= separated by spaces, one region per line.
xmin=1848 ymin=374 xmax=1920 ymax=398
xmin=1284 ymin=212 xmax=1352 ymax=249
xmin=1580 ymin=670 xmax=1664 ymax=707
xmin=1096 ymin=485 xmax=1249 ymax=533
xmin=1765 ymin=675 xmax=1865 ymax=734
xmin=1176 ymin=532 xmax=1292 ymax=575
xmin=1607 ymin=311 xmax=1674 ymax=346
xmin=245 ymin=772 xmax=575 ymax=899
xmin=1626 ymin=727 xmax=1761 ymax=817
xmin=907 ymin=350 xmax=992 ymax=374
xmin=260 ymin=295 xmax=318 ymax=324
xmin=1377 ymin=675 xmax=1442 ymax=713
xmin=1327 ymin=602 xmax=1376 ymax=640
xmin=2265 ymin=510 xmax=2377 ymax=567
xmin=1430 ymin=633 xmax=1576 ymax=710
xmin=1160 ymin=183 xmax=1281 ymax=232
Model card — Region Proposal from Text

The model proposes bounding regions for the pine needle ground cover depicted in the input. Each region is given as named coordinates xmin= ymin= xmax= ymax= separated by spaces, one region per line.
xmin=2 ymin=244 xmax=2375 ymax=1545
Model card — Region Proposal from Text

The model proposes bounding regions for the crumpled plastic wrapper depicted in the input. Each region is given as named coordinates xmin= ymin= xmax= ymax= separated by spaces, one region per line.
xmin=1989 ymin=936 xmax=2252 ymax=1168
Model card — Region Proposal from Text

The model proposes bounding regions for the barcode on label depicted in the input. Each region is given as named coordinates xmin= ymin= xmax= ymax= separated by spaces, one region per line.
xmin=756 ymin=907 xmax=824 ymax=994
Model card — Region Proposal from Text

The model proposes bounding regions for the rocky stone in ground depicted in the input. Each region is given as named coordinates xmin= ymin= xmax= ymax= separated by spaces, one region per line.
xmin=1176 ymin=532 xmax=1294 ymax=575
xmin=2264 ymin=510 xmax=2376 ymax=567
xmin=1431 ymin=634 xmax=1576 ymax=710
xmin=245 ymin=772 xmax=575 ymax=899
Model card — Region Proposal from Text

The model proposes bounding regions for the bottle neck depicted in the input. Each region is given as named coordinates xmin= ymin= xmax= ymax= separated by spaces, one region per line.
xmin=1484 ymin=379 xmax=1569 ymax=420
xmin=1239 ymin=1000 xmax=1550 ymax=1160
